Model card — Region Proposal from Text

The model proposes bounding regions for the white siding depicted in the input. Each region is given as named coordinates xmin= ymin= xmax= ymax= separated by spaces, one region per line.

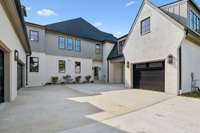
xmin=28 ymin=52 xmax=93 ymax=86
xmin=123 ymin=2 xmax=185 ymax=94
xmin=0 ymin=4 xmax=27 ymax=101
xmin=181 ymin=39 xmax=200 ymax=93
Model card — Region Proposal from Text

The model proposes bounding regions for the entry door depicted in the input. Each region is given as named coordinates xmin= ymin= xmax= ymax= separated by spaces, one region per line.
xmin=133 ymin=62 xmax=165 ymax=92
xmin=0 ymin=50 xmax=4 ymax=103
xmin=94 ymin=67 xmax=99 ymax=80
xmin=17 ymin=63 xmax=23 ymax=90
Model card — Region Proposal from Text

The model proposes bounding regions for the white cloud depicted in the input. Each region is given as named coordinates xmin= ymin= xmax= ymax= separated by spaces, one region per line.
xmin=94 ymin=22 xmax=103 ymax=27
xmin=37 ymin=9 xmax=56 ymax=17
xmin=26 ymin=7 xmax=31 ymax=11
xmin=114 ymin=32 xmax=123 ymax=38
xmin=125 ymin=1 xmax=136 ymax=7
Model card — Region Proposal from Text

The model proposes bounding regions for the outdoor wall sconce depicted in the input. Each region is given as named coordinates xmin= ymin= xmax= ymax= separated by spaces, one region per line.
xmin=126 ymin=61 xmax=130 ymax=68
xmin=168 ymin=54 xmax=173 ymax=64
xmin=14 ymin=50 xmax=19 ymax=61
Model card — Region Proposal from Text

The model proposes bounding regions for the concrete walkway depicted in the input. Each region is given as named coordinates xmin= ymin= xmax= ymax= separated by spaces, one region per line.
xmin=0 ymin=84 xmax=199 ymax=133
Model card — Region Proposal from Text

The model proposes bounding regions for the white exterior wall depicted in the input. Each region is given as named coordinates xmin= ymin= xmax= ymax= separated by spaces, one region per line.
xmin=28 ymin=52 xmax=93 ymax=86
xmin=0 ymin=4 xmax=27 ymax=101
xmin=109 ymin=62 xmax=124 ymax=83
xmin=28 ymin=52 xmax=46 ymax=86
xmin=181 ymin=39 xmax=200 ymax=93
xmin=123 ymin=2 xmax=185 ymax=94
xmin=102 ymin=42 xmax=114 ymax=82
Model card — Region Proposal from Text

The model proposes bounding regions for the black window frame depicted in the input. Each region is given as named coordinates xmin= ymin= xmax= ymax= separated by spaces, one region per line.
xmin=58 ymin=60 xmax=66 ymax=73
xmin=141 ymin=17 xmax=151 ymax=35
xmin=58 ymin=36 xmax=65 ymax=49
xmin=29 ymin=30 xmax=39 ymax=42
xmin=75 ymin=62 xmax=81 ymax=74
xmin=30 ymin=57 xmax=39 ymax=72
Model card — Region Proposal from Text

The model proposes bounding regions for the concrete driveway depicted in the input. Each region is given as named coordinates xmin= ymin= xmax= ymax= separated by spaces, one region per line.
xmin=0 ymin=84 xmax=199 ymax=133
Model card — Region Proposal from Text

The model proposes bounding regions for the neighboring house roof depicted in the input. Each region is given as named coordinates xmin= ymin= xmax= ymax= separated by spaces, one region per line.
xmin=45 ymin=18 xmax=117 ymax=43
xmin=107 ymin=44 xmax=124 ymax=60
xmin=108 ymin=35 xmax=127 ymax=60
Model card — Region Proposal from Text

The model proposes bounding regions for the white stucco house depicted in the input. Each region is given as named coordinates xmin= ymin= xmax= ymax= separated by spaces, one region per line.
xmin=0 ymin=0 xmax=31 ymax=103
xmin=124 ymin=0 xmax=200 ymax=95
xmin=26 ymin=18 xmax=117 ymax=87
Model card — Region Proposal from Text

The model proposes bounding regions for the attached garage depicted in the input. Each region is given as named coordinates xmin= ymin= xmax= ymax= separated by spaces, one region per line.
xmin=133 ymin=61 xmax=165 ymax=92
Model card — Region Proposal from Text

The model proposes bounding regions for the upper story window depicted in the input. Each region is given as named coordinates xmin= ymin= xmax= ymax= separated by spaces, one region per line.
xmin=58 ymin=36 xmax=65 ymax=49
xmin=58 ymin=60 xmax=65 ymax=73
xmin=141 ymin=17 xmax=151 ymax=35
xmin=95 ymin=44 xmax=101 ymax=54
xmin=75 ymin=62 xmax=81 ymax=74
xmin=75 ymin=39 xmax=81 ymax=52
xmin=30 ymin=57 xmax=39 ymax=72
xmin=118 ymin=40 xmax=125 ymax=54
xmin=67 ymin=38 xmax=73 ymax=50
xmin=30 ymin=30 xmax=39 ymax=41
xmin=189 ymin=10 xmax=200 ymax=34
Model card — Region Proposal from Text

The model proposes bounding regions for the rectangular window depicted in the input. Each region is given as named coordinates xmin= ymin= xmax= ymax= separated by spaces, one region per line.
xmin=118 ymin=40 xmax=125 ymax=54
xmin=58 ymin=37 xmax=65 ymax=49
xmin=30 ymin=30 xmax=39 ymax=41
xmin=95 ymin=44 xmax=101 ymax=54
xmin=75 ymin=39 xmax=81 ymax=52
xmin=58 ymin=60 xmax=65 ymax=73
xmin=75 ymin=62 xmax=81 ymax=74
xmin=141 ymin=17 xmax=151 ymax=35
xmin=189 ymin=10 xmax=200 ymax=34
xmin=67 ymin=38 xmax=73 ymax=50
xmin=30 ymin=57 xmax=39 ymax=72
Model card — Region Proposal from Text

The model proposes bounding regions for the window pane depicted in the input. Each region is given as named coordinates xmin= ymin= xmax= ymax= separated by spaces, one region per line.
xmin=58 ymin=37 xmax=65 ymax=49
xmin=75 ymin=62 xmax=81 ymax=73
xmin=96 ymin=44 xmax=101 ymax=54
xmin=59 ymin=60 xmax=65 ymax=73
xmin=67 ymin=38 xmax=73 ymax=50
xmin=75 ymin=39 xmax=81 ymax=52
xmin=141 ymin=18 xmax=150 ymax=35
xmin=30 ymin=30 xmax=39 ymax=41
xmin=30 ymin=57 xmax=39 ymax=72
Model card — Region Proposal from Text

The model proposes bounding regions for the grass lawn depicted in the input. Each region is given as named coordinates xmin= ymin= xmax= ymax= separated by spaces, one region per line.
xmin=182 ymin=91 xmax=200 ymax=99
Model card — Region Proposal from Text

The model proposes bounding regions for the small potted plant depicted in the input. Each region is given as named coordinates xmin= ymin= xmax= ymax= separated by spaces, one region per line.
xmin=75 ymin=76 xmax=81 ymax=83
xmin=63 ymin=75 xmax=73 ymax=84
xmin=51 ymin=76 xmax=59 ymax=84
xmin=85 ymin=75 xmax=91 ymax=83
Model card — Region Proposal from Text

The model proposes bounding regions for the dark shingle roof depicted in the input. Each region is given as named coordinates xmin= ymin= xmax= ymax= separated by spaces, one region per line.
xmin=45 ymin=18 xmax=117 ymax=43
xmin=107 ymin=44 xmax=124 ymax=60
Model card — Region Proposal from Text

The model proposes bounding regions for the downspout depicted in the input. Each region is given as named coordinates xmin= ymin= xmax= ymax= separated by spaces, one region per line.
xmin=178 ymin=46 xmax=182 ymax=95
xmin=107 ymin=60 xmax=109 ymax=83
xmin=26 ymin=54 xmax=30 ymax=86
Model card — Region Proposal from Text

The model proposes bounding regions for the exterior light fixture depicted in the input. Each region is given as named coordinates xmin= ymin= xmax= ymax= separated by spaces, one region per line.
xmin=126 ymin=61 xmax=130 ymax=68
xmin=168 ymin=54 xmax=173 ymax=64
xmin=14 ymin=50 xmax=19 ymax=61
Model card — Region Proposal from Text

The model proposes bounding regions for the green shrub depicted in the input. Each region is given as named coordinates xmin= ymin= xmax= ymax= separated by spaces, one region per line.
xmin=51 ymin=76 xmax=59 ymax=84
xmin=75 ymin=76 xmax=81 ymax=83
xmin=85 ymin=75 xmax=92 ymax=83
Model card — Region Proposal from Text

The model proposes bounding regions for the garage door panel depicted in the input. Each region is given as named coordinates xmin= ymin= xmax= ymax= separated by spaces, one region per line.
xmin=133 ymin=62 xmax=165 ymax=92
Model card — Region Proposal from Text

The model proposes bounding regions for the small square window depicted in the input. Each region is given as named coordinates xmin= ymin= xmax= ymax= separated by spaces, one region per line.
xmin=141 ymin=17 xmax=151 ymax=35
xmin=30 ymin=30 xmax=39 ymax=41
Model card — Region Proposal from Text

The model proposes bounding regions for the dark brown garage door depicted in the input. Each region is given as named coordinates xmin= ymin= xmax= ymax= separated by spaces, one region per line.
xmin=133 ymin=62 xmax=165 ymax=92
